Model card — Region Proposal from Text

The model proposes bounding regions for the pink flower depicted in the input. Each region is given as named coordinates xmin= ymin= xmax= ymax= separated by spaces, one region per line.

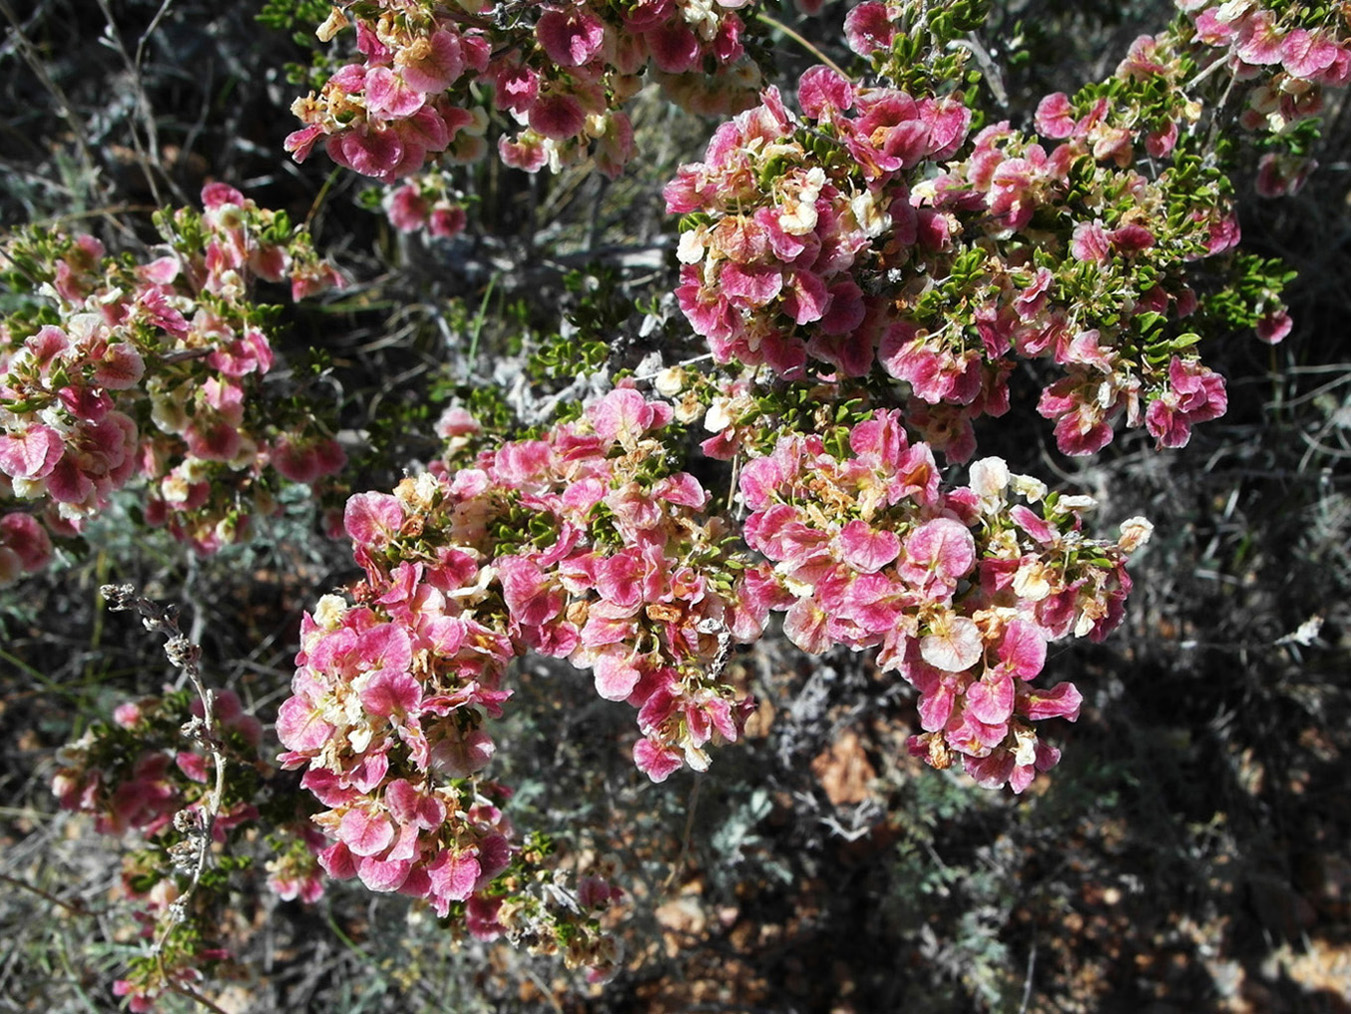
xmin=1144 ymin=357 xmax=1227 ymax=448
xmin=1145 ymin=119 xmax=1178 ymax=158
xmin=899 ymin=518 xmax=976 ymax=592
xmin=0 ymin=426 xmax=63 ymax=481
xmin=536 ymin=8 xmax=606 ymax=68
xmin=1109 ymin=223 xmax=1154 ymax=253
xmin=646 ymin=21 xmax=700 ymax=73
xmin=0 ymin=512 xmax=52 ymax=577
xmin=844 ymin=2 xmax=894 ymax=55
xmin=1020 ymin=680 xmax=1082 ymax=722
xmin=498 ymin=133 xmax=548 ymax=173
xmin=996 ymin=620 xmax=1046 ymax=679
xmin=634 ymin=737 xmax=684 ymax=781
xmin=919 ymin=613 xmax=983 ymax=672
xmin=1236 ymin=11 xmax=1284 ymax=66
xmin=359 ymin=668 xmax=421 ymax=718
xmin=783 ymin=596 xmax=831 ymax=654
xmin=720 ymin=262 xmax=783 ymax=307
xmin=591 ymin=650 xmax=642 ymax=701
xmin=594 ymin=111 xmax=636 ymax=179
xmin=1256 ymin=310 xmax=1292 ymax=344
xmin=366 ymin=67 xmax=426 ymax=118
xmin=492 ymin=61 xmax=540 ymax=114
xmin=201 ymin=182 xmax=244 ymax=209
xmin=344 ymin=491 xmax=405 ymax=547
xmin=528 ymin=92 xmax=587 ymax=141
xmin=276 ymin=694 xmax=335 ymax=754
xmin=1070 ymin=221 xmax=1111 ymax=263
xmin=1034 ymin=93 xmax=1076 ymax=138
xmin=387 ymin=185 xmax=429 ymax=231
xmin=429 ymin=203 xmax=466 ymax=237
xmin=588 ymin=388 xmax=668 ymax=447
xmin=426 ymin=848 xmax=480 ymax=904
xmin=429 ymin=728 xmax=496 ymax=777
xmin=398 ymin=30 xmax=464 ymax=92
xmin=837 ymin=520 xmax=900 ymax=573
xmin=330 ymin=128 xmax=407 ymax=182
xmin=964 ymin=672 xmax=1015 ymax=726
xmin=798 ymin=65 xmax=854 ymax=119
xmin=1256 ymin=153 xmax=1315 ymax=198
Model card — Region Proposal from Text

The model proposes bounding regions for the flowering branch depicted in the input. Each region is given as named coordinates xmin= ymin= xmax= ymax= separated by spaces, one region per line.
xmin=99 ymin=585 xmax=227 ymax=962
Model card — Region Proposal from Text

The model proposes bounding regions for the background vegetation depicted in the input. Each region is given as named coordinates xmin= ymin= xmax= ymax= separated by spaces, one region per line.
xmin=1 ymin=0 xmax=1348 ymax=1011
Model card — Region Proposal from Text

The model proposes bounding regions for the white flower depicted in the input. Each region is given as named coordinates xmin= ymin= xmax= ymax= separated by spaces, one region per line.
xmin=1117 ymin=516 xmax=1153 ymax=552
xmin=677 ymin=228 xmax=707 ymax=265
xmin=969 ymin=457 xmax=1009 ymax=508
xmin=314 ymin=594 xmax=349 ymax=629
xmin=1011 ymin=474 xmax=1048 ymax=502
xmin=654 ymin=367 xmax=685 ymax=397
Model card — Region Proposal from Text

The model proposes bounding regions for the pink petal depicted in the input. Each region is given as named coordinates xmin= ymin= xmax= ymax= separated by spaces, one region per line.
xmin=1020 ymin=681 xmax=1082 ymax=721
xmin=344 ymin=491 xmax=404 ymax=546
xmin=783 ymin=597 xmax=832 ymax=654
xmin=357 ymin=855 xmax=412 ymax=893
xmin=593 ymin=652 xmax=642 ymax=701
xmin=964 ymin=673 xmax=1015 ymax=725
xmin=901 ymin=518 xmax=976 ymax=585
xmin=360 ymin=668 xmax=421 ymax=717
xmin=0 ymin=426 xmax=63 ymax=480
xmin=429 ymin=728 xmax=495 ymax=778
xmin=998 ymin=620 xmax=1046 ymax=679
xmin=427 ymin=849 xmax=480 ymax=903
xmin=837 ymin=520 xmax=900 ymax=573
xmin=634 ymin=737 xmax=684 ymax=782
xmin=338 ymin=807 xmax=395 ymax=857
xmin=400 ymin=30 xmax=464 ymax=92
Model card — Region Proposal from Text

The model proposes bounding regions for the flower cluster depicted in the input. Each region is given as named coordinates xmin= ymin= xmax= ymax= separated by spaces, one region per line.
xmin=286 ymin=0 xmax=766 ymax=182
xmin=1179 ymin=0 xmax=1351 ymax=195
xmin=0 ymin=184 xmax=344 ymax=579
xmin=53 ymin=689 xmax=262 ymax=837
xmin=382 ymin=170 xmax=469 ymax=238
xmin=276 ymin=387 xmax=756 ymax=971
xmin=666 ymin=70 xmax=972 ymax=381
xmin=666 ymin=8 xmax=1316 ymax=459
xmin=739 ymin=409 xmax=1149 ymax=790
xmin=37 ymin=0 xmax=1334 ymax=1004
xmin=51 ymin=685 xmax=321 ymax=1012
xmin=277 ymin=385 xmax=1153 ymax=967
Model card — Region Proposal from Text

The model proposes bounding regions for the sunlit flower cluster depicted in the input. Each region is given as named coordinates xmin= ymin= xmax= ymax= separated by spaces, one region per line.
xmin=664 ymin=0 xmax=1344 ymax=459
xmin=739 ymin=410 xmax=1148 ymax=789
xmin=0 ymin=184 xmax=344 ymax=578
xmin=286 ymin=0 xmax=765 ymax=181
xmin=51 ymin=687 xmax=313 ymax=1012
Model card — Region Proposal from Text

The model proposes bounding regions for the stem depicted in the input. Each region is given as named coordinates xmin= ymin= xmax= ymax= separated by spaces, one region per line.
xmin=98 ymin=587 xmax=230 ymax=967
xmin=305 ymin=167 xmax=343 ymax=235
xmin=0 ymin=0 xmax=105 ymax=204
xmin=169 ymin=980 xmax=231 ymax=1014
xmin=755 ymin=12 xmax=851 ymax=80
xmin=0 ymin=871 xmax=91 ymax=916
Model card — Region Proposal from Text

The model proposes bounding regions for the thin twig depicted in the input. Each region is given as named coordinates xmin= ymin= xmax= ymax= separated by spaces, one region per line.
xmin=169 ymin=980 xmax=231 ymax=1014
xmin=0 ymin=870 xmax=92 ymax=917
xmin=0 ymin=203 xmax=159 ymax=241
xmin=1018 ymin=940 xmax=1037 ymax=1014
xmin=92 ymin=0 xmax=190 ymax=206
xmin=662 ymin=777 xmax=703 ymax=891
xmin=0 ymin=0 xmax=105 ymax=201
xmin=98 ymin=586 xmax=227 ymax=965
xmin=304 ymin=167 xmax=343 ymax=235
xmin=755 ymin=12 xmax=850 ymax=80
